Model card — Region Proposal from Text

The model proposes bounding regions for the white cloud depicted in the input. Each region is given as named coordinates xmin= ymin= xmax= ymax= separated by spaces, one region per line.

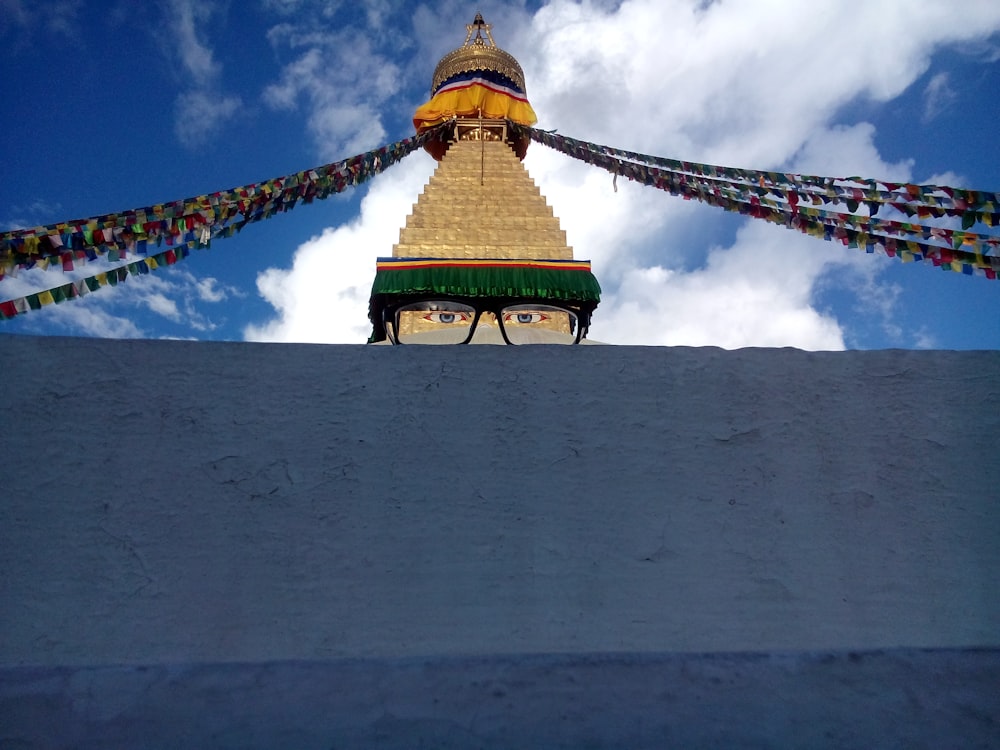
xmin=262 ymin=23 xmax=403 ymax=160
xmin=787 ymin=123 xmax=913 ymax=181
xmin=246 ymin=0 xmax=1000 ymax=348
xmin=32 ymin=301 xmax=145 ymax=339
xmin=170 ymin=3 xmax=221 ymax=84
xmin=165 ymin=0 xmax=243 ymax=147
xmin=513 ymin=0 xmax=1000 ymax=348
xmin=362 ymin=0 xmax=393 ymax=28
xmin=194 ymin=276 xmax=231 ymax=303
xmin=129 ymin=269 xmax=241 ymax=332
xmin=1 ymin=265 xmax=145 ymax=338
xmin=260 ymin=0 xmax=309 ymax=14
xmin=1 ymin=262 xmax=239 ymax=338
xmin=174 ymin=89 xmax=242 ymax=149
xmin=923 ymin=72 xmax=958 ymax=121
xmin=245 ymin=153 xmax=436 ymax=343
xmin=913 ymin=327 xmax=937 ymax=349
xmin=590 ymin=221 xmax=848 ymax=349
xmin=2 ymin=199 xmax=65 ymax=232
xmin=144 ymin=292 xmax=182 ymax=322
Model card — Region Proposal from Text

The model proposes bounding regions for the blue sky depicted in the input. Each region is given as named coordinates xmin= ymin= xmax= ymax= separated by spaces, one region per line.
xmin=1 ymin=0 xmax=998 ymax=348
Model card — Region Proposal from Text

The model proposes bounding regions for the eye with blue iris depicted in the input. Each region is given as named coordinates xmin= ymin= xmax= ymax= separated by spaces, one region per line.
xmin=504 ymin=311 xmax=548 ymax=325
xmin=423 ymin=311 xmax=471 ymax=324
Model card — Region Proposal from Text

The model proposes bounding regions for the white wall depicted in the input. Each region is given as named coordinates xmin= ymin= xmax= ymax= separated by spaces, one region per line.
xmin=1 ymin=335 xmax=998 ymax=746
xmin=2 ymin=335 xmax=997 ymax=667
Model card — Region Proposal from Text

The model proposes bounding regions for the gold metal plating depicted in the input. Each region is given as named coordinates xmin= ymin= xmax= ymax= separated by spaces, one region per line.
xmin=392 ymin=138 xmax=574 ymax=261
xmin=431 ymin=15 xmax=526 ymax=94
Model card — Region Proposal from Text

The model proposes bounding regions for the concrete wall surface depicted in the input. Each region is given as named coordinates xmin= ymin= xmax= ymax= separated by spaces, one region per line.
xmin=1 ymin=334 xmax=998 ymax=746
xmin=3 ymin=649 xmax=998 ymax=750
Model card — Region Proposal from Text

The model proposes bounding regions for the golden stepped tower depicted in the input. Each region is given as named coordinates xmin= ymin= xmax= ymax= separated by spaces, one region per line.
xmin=367 ymin=15 xmax=600 ymax=344
xmin=393 ymin=138 xmax=573 ymax=260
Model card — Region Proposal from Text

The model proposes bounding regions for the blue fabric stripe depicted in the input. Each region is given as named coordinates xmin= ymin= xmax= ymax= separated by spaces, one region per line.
xmin=435 ymin=68 xmax=524 ymax=95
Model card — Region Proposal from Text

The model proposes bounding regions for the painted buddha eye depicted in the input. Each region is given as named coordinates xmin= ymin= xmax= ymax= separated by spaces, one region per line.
xmin=504 ymin=311 xmax=548 ymax=325
xmin=424 ymin=311 xmax=470 ymax=324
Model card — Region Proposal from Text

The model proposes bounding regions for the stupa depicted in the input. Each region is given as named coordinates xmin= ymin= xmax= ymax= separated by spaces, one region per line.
xmin=368 ymin=14 xmax=601 ymax=345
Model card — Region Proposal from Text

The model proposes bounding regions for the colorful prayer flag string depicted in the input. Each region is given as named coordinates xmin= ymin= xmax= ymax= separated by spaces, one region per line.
xmin=513 ymin=123 xmax=999 ymax=280
xmin=518 ymin=126 xmax=999 ymax=221
xmin=5 ymin=118 xmax=996 ymax=323
xmin=0 ymin=247 xmax=192 ymax=320
xmin=1 ymin=125 xmax=446 ymax=272
xmin=0 ymin=124 xmax=449 ymax=318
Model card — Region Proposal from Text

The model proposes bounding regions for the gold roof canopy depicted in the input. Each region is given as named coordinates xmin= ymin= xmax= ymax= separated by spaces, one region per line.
xmin=431 ymin=13 xmax=527 ymax=94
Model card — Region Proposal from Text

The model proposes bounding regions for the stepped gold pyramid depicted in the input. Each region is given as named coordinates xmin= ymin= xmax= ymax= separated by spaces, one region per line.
xmin=367 ymin=15 xmax=600 ymax=344
xmin=393 ymin=138 xmax=573 ymax=260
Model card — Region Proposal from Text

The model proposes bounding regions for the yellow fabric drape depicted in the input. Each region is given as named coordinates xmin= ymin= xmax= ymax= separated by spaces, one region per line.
xmin=414 ymin=83 xmax=537 ymax=131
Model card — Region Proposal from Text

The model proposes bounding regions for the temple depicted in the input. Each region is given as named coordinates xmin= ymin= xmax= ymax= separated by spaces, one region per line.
xmin=368 ymin=14 xmax=601 ymax=345
xmin=2 ymin=16 xmax=998 ymax=750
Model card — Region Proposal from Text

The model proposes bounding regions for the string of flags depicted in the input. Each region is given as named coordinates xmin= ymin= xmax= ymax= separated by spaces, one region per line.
xmin=0 ymin=123 xmax=449 ymax=320
xmin=513 ymin=124 xmax=1000 ymax=280
xmin=3 ymin=118 xmax=997 ymax=322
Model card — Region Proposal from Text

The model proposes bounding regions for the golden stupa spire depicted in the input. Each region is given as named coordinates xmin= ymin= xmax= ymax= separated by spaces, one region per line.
xmin=430 ymin=13 xmax=525 ymax=95
xmin=367 ymin=16 xmax=601 ymax=344
xmin=464 ymin=12 xmax=495 ymax=46
xmin=395 ymin=15 xmax=568 ymax=260
xmin=413 ymin=14 xmax=536 ymax=160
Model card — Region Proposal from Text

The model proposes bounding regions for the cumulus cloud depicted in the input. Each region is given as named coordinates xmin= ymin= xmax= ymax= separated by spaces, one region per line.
xmin=245 ymin=153 xmax=434 ymax=343
xmin=513 ymin=0 xmax=1000 ymax=348
xmin=246 ymin=0 xmax=1000 ymax=348
xmin=600 ymin=244 xmax=844 ymax=348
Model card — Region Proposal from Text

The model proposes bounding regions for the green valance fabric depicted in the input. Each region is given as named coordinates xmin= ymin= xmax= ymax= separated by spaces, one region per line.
xmin=369 ymin=257 xmax=601 ymax=302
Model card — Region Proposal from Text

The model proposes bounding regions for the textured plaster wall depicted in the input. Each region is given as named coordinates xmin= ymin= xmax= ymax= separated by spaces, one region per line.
xmin=4 ymin=650 xmax=999 ymax=749
xmin=2 ymin=335 xmax=998 ymax=669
